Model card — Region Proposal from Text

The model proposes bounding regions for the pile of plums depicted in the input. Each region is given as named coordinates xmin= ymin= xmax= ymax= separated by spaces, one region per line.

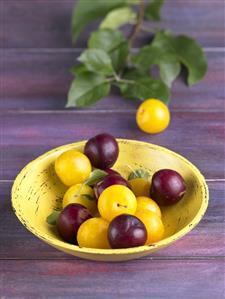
xmin=51 ymin=133 xmax=186 ymax=249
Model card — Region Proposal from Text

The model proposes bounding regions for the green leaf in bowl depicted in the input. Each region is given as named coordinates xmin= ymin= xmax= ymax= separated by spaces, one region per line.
xmin=128 ymin=169 xmax=150 ymax=180
xmin=46 ymin=210 xmax=60 ymax=225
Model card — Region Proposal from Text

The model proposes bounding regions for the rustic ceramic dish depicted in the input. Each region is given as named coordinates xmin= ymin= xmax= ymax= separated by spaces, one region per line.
xmin=12 ymin=139 xmax=208 ymax=261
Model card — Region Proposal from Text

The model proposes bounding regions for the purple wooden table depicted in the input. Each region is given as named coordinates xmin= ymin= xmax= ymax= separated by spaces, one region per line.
xmin=1 ymin=1 xmax=225 ymax=298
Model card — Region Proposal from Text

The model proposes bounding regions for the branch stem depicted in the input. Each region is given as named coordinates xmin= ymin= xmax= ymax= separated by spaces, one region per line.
xmin=128 ymin=0 xmax=145 ymax=47
xmin=141 ymin=26 xmax=157 ymax=33
xmin=107 ymin=73 xmax=135 ymax=85
xmin=118 ymin=78 xmax=135 ymax=84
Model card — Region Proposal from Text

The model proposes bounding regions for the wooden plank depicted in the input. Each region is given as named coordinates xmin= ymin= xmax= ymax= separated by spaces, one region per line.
xmin=1 ymin=259 xmax=224 ymax=299
xmin=1 ymin=0 xmax=224 ymax=48
xmin=1 ymin=51 xmax=224 ymax=110
xmin=1 ymin=110 xmax=224 ymax=180
xmin=1 ymin=179 xmax=224 ymax=260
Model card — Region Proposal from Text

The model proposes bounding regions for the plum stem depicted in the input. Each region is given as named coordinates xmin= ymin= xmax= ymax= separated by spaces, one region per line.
xmin=117 ymin=203 xmax=128 ymax=208
xmin=73 ymin=183 xmax=85 ymax=198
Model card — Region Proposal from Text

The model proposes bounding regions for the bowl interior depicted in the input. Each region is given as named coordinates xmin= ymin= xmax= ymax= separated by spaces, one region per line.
xmin=12 ymin=140 xmax=208 ymax=260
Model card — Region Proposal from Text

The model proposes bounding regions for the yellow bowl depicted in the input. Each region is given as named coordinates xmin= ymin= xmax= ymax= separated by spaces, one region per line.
xmin=12 ymin=139 xmax=208 ymax=262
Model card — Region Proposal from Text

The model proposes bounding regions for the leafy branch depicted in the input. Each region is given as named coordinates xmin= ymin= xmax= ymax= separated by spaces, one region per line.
xmin=67 ymin=0 xmax=208 ymax=108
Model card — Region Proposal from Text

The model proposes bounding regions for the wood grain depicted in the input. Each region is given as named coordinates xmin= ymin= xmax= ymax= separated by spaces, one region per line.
xmin=1 ymin=1 xmax=224 ymax=298
xmin=1 ymin=50 xmax=224 ymax=110
xmin=1 ymin=259 xmax=224 ymax=299
xmin=1 ymin=0 xmax=224 ymax=48
xmin=1 ymin=181 xmax=224 ymax=260
xmin=1 ymin=110 xmax=224 ymax=180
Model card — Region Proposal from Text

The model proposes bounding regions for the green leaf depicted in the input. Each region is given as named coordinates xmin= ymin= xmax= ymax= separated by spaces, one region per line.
xmin=110 ymin=42 xmax=129 ymax=71
xmin=100 ymin=7 xmax=136 ymax=30
xmin=67 ymin=71 xmax=110 ymax=107
xmin=89 ymin=29 xmax=125 ymax=51
xmin=116 ymin=67 xmax=149 ymax=92
xmin=132 ymin=45 xmax=159 ymax=71
xmin=71 ymin=0 xmax=131 ymax=42
xmin=70 ymin=64 xmax=87 ymax=76
xmin=159 ymin=61 xmax=181 ymax=88
xmin=173 ymin=35 xmax=208 ymax=86
xmin=132 ymin=31 xmax=180 ymax=87
xmin=88 ymin=29 xmax=129 ymax=71
xmin=132 ymin=31 xmax=177 ymax=69
xmin=78 ymin=49 xmax=114 ymax=76
xmin=81 ymin=194 xmax=96 ymax=201
xmin=46 ymin=210 xmax=60 ymax=225
xmin=128 ymin=169 xmax=150 ymax=180
xmin=120 ymin=77 xmax=170 ymax=104
xmin=127 ymin=0 xmax=140 ymax=3
xmin=122 ymin=67 xmax=150 ymax=79
xmin=132 ymin=31 xmax=207 ymax=87
xmin=85 ymin=169 xmax=108 ymax=186
xmin=144 ymin=0 xmax=164 ymax=21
